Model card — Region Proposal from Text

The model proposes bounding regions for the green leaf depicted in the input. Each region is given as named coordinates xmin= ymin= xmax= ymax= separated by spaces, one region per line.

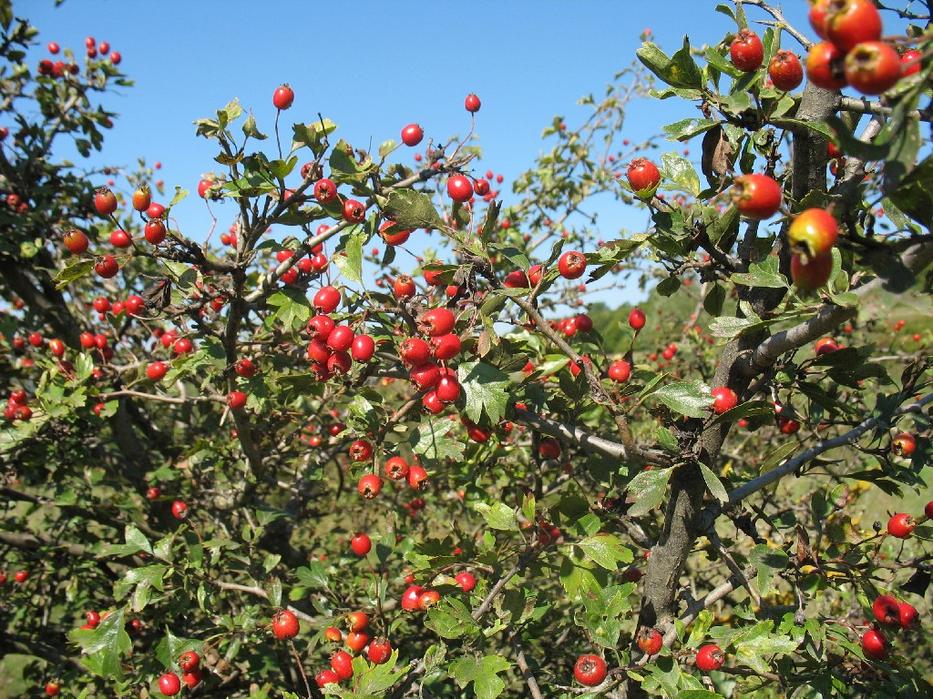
xmin=734 ymin=629 xmax=799 ymax=674
xmin=760 ymin=441 xmax=798 ymax=472
xmin=425 ymin=598 xmax=478 ymax=640
xmin=154 ymin=629 xmax=202 ymax=670
xmin=750 ymin=544 xmax=789 ymax=597
xmin=333 ymin=229 xmax=365 ymax=283
xmin=295 ymin=561 xmax=329 ymax=590
xmin=625 ymin=467 xmax=673 ymax=517
xmin=355 ymin=650 xmax=406 ymax=693
xmin=457 ymin=361 xmax=510 ymax=425
xmin=383 ymin=189 xmax=444 ymax=230
xmin=69 ymin=607 xmax=131 ymax=679
xmin=266 ymin=288 xmax=312 ymax=331
xmin=125 ymin=525 xmax=153 ymax=554
xmin=168 ymin=185 xmax=188 ymax=208
xmin=410 ymin=419 xmax=465 ymax=463
xmin=472 ymin=502 xmax=519 ymax=531
xmin=329 ymin=139 xmax=374 ymax=183
xmin=652 ymin=380 xmax=711 ymax=418
xmin=699 ymin=463 xmax=728 ymax=502
xmin=54 ymin=258 xmax=96 ymax=289
xmin=730 ymin=257 xmax=788 ymax=288
xmin=636 ymin=37 xmax=703 ymax=90
xmin=708 ymin=316 xmax=756 ymax=339
xmin=660 ymin=152 xmax=701 ymax=196
xmin=886 ymin=154 xmax=933 ymax=230
xmin=577 ymin=533 xmax=632 ymax=570
xmin=663 ymin=118 xmax=720 ymax=142
xmin=292 ymin=118 xmax=337 ymax=155
xmin=242 ymin=111 xmax=268 ymax=140
xmin=448 ymin=655 xmax=511 ymax=699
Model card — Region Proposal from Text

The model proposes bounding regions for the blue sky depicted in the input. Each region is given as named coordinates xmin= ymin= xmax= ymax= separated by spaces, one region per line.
xmin=27 ymin=1 xmax=825 ymax=306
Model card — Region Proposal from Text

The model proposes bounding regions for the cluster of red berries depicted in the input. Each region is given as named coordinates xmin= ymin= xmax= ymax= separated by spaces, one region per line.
xmin=156 ymin=649 xmax=203 ymax=695
xmin=861 ymin=593 xmax=922 ymax=660
xmin=807 ymin=0 xmax=921 ymax=95
xmin=0 ymin=569 xmax=30 ymax=585
xmin=37 ymin=37 xmax=121 ymax=79
xmin=3 ymin=387 xmax=32 ymax=422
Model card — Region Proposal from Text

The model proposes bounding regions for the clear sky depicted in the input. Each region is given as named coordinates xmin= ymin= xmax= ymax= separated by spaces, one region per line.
xmin=25 ymin=0 xmax=826 ymax=307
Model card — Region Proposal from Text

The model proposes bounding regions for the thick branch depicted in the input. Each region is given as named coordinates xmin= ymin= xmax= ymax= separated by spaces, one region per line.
xmin=697 ymin=393 xmax=933 ymax=531
xmin=742 ymin=238 xmax=933 ymax=375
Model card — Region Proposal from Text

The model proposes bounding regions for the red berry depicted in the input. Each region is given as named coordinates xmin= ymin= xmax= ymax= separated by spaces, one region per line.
xmin=711 ymin=386 xmax=738 ymax=414
xmin=346 ymin=630 xmax=369 ymax=653
xmin=891 ymin=432 xmax=916 ymax=457
xmin=327 ymin=325 xmax=354 ymax=352
xmin=314 ymin=178 xmax=337 ymax=203
xmin=454 ymin=571 xmax=476 ymax=592
xmin=347 ymin=611 xmax=369 ymax=632
xmin=393 ymin=275 xmax=416 ymax=299
xmin=695 ymin=643 xmax=724 ymax=672
xmin=109 ymin=229 xmax=132 ymax=248
xmin=464 ymin=93 xmax=481 ymax=113
xmin=768 ymin=50 xmax=804 ymax=91
xmin=379 ymin=219 xmax=412 ymax=245
xmin=806 ymin=41 xmax=847 ymax=90
xmin=898 ymin=601 xmax=918 ymax=629
xmin=407 ymin=464 xmax=428 ymax=490
xmin=826 ymin=0 xmax=882 ymax=54
xmin=791 ymin=250 xmax=833 ymax=291
xmin=272 ymin=84 xmax=294 ymax=110
xmin=432 ymin=333 xmax=461 ymax=361
xmin=419 ymin=307 xmax=455 ymax=336
xmin=14 ymin=570 xmax=29 ymax=583
xmin=271 ymin=609 xmax=299 ymax=639
xmin=63 ymin=229 xmax=89 ymax=254
xmin=348 ymin=439 xmax=373 ymax=462
xmin=171 ymin=500 xmax=188 ymax=520
xmin=627 ymin=158 xmax=661 ymax=195
xmin=608 ymin=359 xmax=632 ymax=383
xmin=401 ymin=584 xmax=424 ymax=611
xmin=94 ymin=255 xmax=119 ymax=278
xmin=313 ymin=285 xmax=341 ymax=313
xmin=436 ymin=375 xmax=461 ymax=403
xmin=900 ymin=48 xmax=922 ymax=76
xmin=158 ymin=672 xmax=181 ymax=696
xmin=732 ymin=174 xmax=782 ymax=220
xmin=384 ymin=456 xmax=409 ymax=481
xmin=861 ymin=627 xmax=888 ymax=660
xmin=887 ymin=512 xmax=914 ymax=538
xmin=637 ymin=627 xmax=663 ymax=656
xmin=730 ymin=29 xmax=764 ymax=72
xmin=343 ymin=198 xmax=366 ymax=223
xmin=227 ymin=390 xmax=247 ymax=410
xmin=315 ymin=669 xmax=339 ymax=687
xmin=401 ymin=123 xmax=424 ymax=146
xmin=814 ymin=337 xmax=839 ymax=355
xmin=871 ymin=594 xmax=900 ymax=625
xmin=358 ymin=474 xmax=383 ymax=499
xmin=558 ymin=251 xmax=587 ymax=280
xmin=351 ymin=334 xmax=375 ymax=362
xmin=330 ymin=649 xmax=354 ymax=680
xmin=144 ymin=219 xmax=166 ymax=244
xmin=446 ymin=175 xmax=473 ymax=203
xmin=573 ymin=654 xmax=607 ymax=687
xmin=350 ymin=532 xmax=372 ymax=556
xmin=132 ymin=187 xmax=151 ymax=212
xmin=93 ymin=187 xmax=117 ymax=216
xmin=146 ymin=202 xmax=166 ymax=219
xmin=44 ymin=682 xmax=60 ymax=697
xmin=628 ymin=308 xmax=646 ymax=330
xmin=367 ymin=637 xmax=392 ymax=664
xmin=146 ymin=361 xmax=168 ymax=381
xmin=844 ymin=41 xmax=902 ymax=95
xmin=178 ymin=650 xmax=200 ymax=673
xmin=400 ymin=337 xmax=432 ymax=365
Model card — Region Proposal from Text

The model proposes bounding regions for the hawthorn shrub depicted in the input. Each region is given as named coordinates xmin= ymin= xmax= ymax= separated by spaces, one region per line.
xmin=1 ymin=1 xmax=932 ymax=698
